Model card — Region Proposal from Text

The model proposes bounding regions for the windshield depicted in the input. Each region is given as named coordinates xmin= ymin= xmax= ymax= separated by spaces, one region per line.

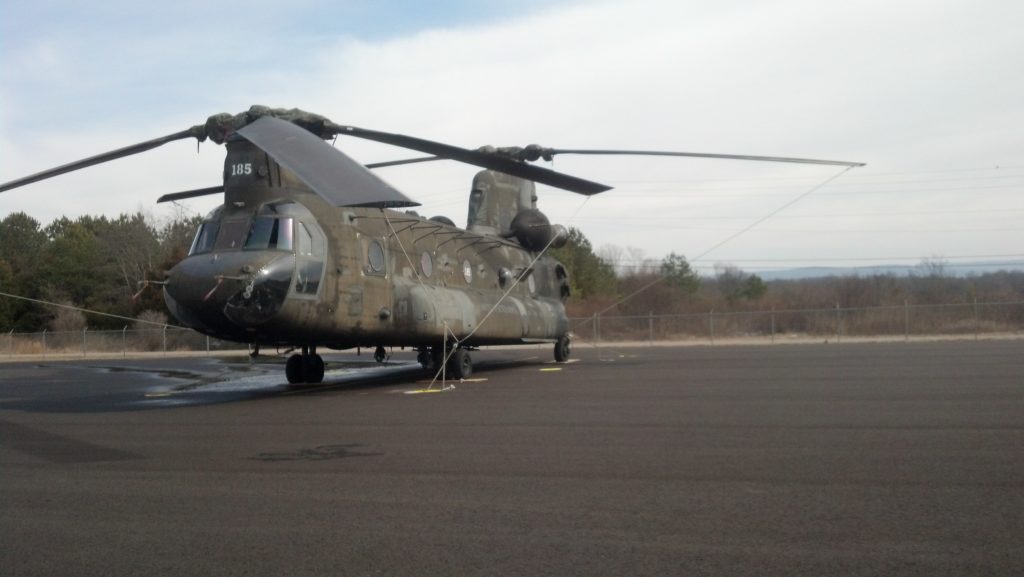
xmin=188 ymin=221 xmax=220 ymax=255
xmin=245 ymin=217 xmax=294 ymax=251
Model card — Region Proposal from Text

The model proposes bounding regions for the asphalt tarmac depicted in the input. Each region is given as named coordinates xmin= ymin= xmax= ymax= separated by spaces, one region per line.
xmin=1 ymin=341 xmax=1022 ymax=576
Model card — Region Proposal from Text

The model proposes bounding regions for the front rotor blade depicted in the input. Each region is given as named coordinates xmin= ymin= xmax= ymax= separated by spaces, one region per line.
xmin=0 ymin=128 xmax=200 ymax=193
xmin=336 ymin=126 xmax=612 ymax=195
xmin=237 ymin=116 xmax=419 ymax=208
xmin=157 ymin=185 xmax=224 ymax=204
xmin=546 ymin=149 xmax=865 ymax=167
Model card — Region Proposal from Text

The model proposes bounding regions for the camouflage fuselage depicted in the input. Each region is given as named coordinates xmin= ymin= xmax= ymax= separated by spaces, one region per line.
xmin=164 ymin=138 xmax=570 ymax=350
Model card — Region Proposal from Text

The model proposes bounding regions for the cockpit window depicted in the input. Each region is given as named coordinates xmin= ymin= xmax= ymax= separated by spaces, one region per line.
xmin=213 ymin=219 xmax=250 ymax=251
xmin=244 ymin=217 xmax=294 ymax=251
xmin=189 ymin=221 xmax=220 ymax=256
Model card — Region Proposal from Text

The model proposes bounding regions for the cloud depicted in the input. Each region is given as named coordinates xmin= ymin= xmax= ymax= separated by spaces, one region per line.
xmin=2 ymin=0 xmax=1022 ymax=268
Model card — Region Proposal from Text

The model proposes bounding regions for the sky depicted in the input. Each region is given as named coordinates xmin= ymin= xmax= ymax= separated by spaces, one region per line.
xmin=2 ymin=0 xmax=1022 ymax=274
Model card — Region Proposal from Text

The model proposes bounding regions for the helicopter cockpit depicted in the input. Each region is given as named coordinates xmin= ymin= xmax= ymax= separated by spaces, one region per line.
xmin=166 ymin=201 xmax=327 ymax=337
xmin=188 ymin=201 xmax=312 ymax=255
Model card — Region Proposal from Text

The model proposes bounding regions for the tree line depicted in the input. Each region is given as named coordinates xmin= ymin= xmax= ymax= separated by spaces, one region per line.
xmin=1 ymin=216 xmax=1022 ymax=332
xmin=548 ymin=227 xmax=1024 ymax=318
xmin=0 ymin=210 xmax=201 ymax=331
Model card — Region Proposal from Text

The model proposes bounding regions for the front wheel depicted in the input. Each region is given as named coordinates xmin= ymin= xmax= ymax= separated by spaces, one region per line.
xmin=554 ymin=336 xmax=571 ymax=363
xmin=285 ymin=354 xmax=302 ymax=383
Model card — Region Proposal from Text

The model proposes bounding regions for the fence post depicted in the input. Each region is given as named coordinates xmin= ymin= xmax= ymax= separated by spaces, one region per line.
xmin=904 ymin=300 xmax=909 ymax=342
xmin=709 ymin=310 xmax=715 ymax=344
xmin=162 ymin=325 xmax=167 ymax=355
xmin=8 ymin=329 xmax=13 ymax=356
xmin=974 ymin=297 xmax=979 ymax=341
xmin=771 ymin=307 xmax=776 ymax=344
xmin=122 ymin=325 xmax=128 ymax=357
xmin=648 ymin=311 xmax=654 ymax=345
xmin=206 ymin=335 xmax=210 ymax=356
xmin=42 ymin=329 xmax=47 ymax=358
xmin=835 ymin=303 xmax=841 ymax=343
xmin=82 ymin=327 xmax=87 ymax=357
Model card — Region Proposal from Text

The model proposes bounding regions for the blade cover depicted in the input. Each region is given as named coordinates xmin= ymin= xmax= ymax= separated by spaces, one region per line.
xmin=237 ymin=116 xmax=419 ymax=208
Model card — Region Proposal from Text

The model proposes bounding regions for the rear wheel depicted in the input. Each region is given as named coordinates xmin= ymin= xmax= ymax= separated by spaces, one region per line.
xmin=448 ymin=348 xmax=472 ymax=379
xmin=554 ymin=336 xmax=571 ymax=363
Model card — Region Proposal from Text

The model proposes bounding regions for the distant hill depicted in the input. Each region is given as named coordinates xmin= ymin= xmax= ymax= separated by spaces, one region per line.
xmin=757 ymin=261 xmax=1024 ymax=280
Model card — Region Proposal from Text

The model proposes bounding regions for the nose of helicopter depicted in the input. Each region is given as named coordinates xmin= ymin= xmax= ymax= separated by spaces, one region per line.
xmin=164 ymin=252 xmax=295 ymax=332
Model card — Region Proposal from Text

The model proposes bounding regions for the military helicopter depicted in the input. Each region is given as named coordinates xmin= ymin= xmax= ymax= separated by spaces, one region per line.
xmin=0 ymin=106 xmax=863 ymax=383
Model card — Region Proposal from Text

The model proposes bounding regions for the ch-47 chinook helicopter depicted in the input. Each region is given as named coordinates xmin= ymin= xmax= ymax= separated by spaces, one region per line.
xmin=0 ymin=106 xmax=863 ymax=384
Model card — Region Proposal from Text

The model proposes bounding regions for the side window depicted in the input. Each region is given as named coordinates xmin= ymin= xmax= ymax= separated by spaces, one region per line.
xmin=366 ymin=240 xmax=386 ymax=275
xmin=293 ymin=222 xmax=325 ymax=297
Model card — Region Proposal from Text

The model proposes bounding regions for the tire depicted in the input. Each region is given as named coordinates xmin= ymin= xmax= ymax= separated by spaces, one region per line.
xmin=285 ymin=354 xmax=302 ymax=384
xmin=554 ymin=336 xmax=571 ymax=363
xmin=448 ymin=348 xmax=472 ymax=379
xmin=310 ymin=354 xmax=325 ymax=383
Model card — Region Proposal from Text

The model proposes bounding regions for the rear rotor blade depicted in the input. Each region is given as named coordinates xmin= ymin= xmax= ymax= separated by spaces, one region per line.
xmin=541 ymin=148 xmax=865 ymax=167
xmin=363 ymin=148 xmax=865 ymax=172
xmin=237 ymin=116 xmax=420 ymax=208
xmin=365 ymin=156 xmax=440 ymax=169
xmin=335 ymin=126 xmax=612 ymax=195
xmin=157 ymin=185 xmax=224 ymax=204
xmin=0 ymin=128 xmax=201 ymax=193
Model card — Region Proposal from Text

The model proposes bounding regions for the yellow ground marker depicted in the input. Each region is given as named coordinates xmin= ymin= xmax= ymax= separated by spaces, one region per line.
xmin=414 ymin=378 xmax=488 ymax=384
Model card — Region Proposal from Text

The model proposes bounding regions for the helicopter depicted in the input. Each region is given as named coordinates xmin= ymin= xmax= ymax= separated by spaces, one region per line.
xmin=0 ymin=106 xmax=863 ymax=383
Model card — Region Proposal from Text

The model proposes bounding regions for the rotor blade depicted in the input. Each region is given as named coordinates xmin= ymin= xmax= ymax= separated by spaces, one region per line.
xmin=157 ymin=185 xmax=224 ymax=204
xmin=544 ymin=149 xmax=865 ymax=167
xmin=334 ymin=126 xmax=612 ymax=195
xmin=364 ymin=148 xmax=866 ymax=172
xmin=237 ymin=116 xmax=420 ymax=208
xmin=365 ymin=156 xmax=442 ymax=169
xmin=0 ymin=128 xmax=200 ymax=193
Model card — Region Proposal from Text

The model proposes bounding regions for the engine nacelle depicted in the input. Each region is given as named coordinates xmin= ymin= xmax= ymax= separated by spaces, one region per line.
xmin=510 ymin=209 xmax=568 ymax=252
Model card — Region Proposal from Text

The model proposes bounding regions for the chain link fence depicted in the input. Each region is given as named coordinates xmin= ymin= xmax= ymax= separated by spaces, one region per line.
xmin=2 ymin=301 xmax=1023 ymax=358
xmin=570 ymin=300 xmax=1024 ymax=344
xmin=1 ymin=326 xmax=236 ymax=358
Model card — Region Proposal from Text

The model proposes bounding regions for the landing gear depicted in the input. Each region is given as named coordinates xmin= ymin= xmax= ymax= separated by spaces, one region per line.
xmin=416 ymin=348 xmax=431 ymax=369
xmin=415 ymin=346 xmax=445 ymax=372
xmin=285 ymin=345 xmax=325 ymax=384
xmin=417 ymin=345 xmax=472 ymax=379
xmin=448 ymin=347 xmax=472 ymax=379
xmin=554 ymin=335 xmax=571 ymax=363
xmin=373 ymin=345 xmax=387 ymax=363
